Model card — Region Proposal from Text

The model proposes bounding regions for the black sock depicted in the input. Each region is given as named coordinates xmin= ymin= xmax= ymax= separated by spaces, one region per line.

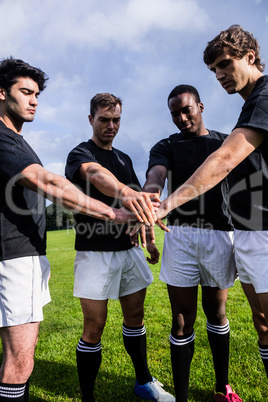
xmin=207 ymin=320 xmax=230 ymax=394
xmin=0 ymin=383 xmax=26 ymax=401
xmin=23 ymin=379 xmax=29 ymax=402
xmin=123 ymin=323 xmax=152 ymax=385
xmin=170 ymin=331 xmax=195 ymax=402
xmin=76 ymin=338 xmax=102 ymax=402
xmin=259 ymin=343 xmax=268 ymax=377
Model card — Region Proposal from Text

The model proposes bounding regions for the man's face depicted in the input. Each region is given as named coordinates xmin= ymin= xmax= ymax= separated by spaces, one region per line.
xmin=89 ymin=104 xmax=121 ymax=149
xmin=168 ymin=92 xmax=204 ymax=136
xmin=208 ymin=49 xmax=253 ymax=95
xmin=1 ymin=77 xmax=39 ymax=124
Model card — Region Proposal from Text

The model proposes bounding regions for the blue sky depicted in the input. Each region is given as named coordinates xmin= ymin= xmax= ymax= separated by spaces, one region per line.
xmin=0 ymin=0 xmax=267 ymax=186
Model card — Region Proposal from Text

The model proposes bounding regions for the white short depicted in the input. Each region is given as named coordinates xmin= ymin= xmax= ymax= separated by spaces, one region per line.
xmin=234 ymin=230 xmax=268 ymax=293
xmin=73 ymin=247 xmax=153 ymax=300
xmin=0 ymin=255 xmax=51 ymax=327
xmin=160 ymin=226 xmax=236 ymax=289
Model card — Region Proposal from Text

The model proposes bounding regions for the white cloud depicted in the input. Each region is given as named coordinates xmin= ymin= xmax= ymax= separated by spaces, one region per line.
xmin=0 ymin=0 xmax=267 ymax=183
xmin=44 ymin=162 xmax=66 ymax=176
xmin=0 ymin=1 xmax=28 ymax=55
xmin=126 ymin=0 xmax=208 ymax=31
xmin=0 ymin=0 xmax=209 ymax=58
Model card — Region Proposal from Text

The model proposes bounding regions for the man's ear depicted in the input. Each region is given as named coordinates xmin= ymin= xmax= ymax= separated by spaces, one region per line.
xmin=248 ymin=49 xmax=256 ymax=65
xmin=200 ymin=102 xmax=205 ymax=113
xmin=0 ymin=87 xmax=6 ymax=101
xmin=88 ymin=115 xmax=93 ymax=126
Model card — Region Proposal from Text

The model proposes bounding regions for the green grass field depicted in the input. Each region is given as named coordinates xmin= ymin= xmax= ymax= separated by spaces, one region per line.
xmin=24 ymin=228 xmax=268 ymax=401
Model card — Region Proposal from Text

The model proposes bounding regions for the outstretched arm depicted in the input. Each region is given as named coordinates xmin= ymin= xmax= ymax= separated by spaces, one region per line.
xmin=143 ymin=164 xmax=167 ymax=195
xmin=79 ymin=162 xmax=160 ymax=225
xmin=157 ymin=127 xmax=265 ymax=219
xmin=17 ymin=164 xmax=135 ymax=224
xmin=129 ymin=164 xmax=169 ymax=243
xmin=142 ymin=164 xmax=169 ymax=230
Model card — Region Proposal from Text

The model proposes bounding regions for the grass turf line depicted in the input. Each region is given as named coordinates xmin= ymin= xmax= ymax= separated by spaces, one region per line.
xmin=4 ymin=227 xmax=268 ymax=401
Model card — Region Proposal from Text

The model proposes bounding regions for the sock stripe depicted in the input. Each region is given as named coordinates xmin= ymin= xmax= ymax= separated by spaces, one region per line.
xmin=206 ymin=320 xmax=230 ymax=335
xmin=77 ymin=338 xmax=101 ymax=353
xmin=122 ymin=324 xmax=146 ymax=337
xmin=259 ymin=346 xmax=268 ymax=359
xmin=0 ymin=384 xmax=26 ymax=398
xmin=169 ymin=332 xmax=195 ymax=346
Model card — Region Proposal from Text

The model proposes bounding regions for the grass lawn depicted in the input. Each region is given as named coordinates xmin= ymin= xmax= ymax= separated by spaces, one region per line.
xmin=22 ymin=227 xmax=268 ymax=401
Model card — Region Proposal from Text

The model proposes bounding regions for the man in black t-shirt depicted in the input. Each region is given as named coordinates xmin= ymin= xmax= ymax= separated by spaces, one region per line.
xmin=143 ymin=85 xmax=241 ymax=402
xmin=65 ymin=93 xmax=174 ymax=401
xmin=0 ymin=59 xmax=155 ymax=402
xmin=155 ymin=25 xmax=268 ymax=398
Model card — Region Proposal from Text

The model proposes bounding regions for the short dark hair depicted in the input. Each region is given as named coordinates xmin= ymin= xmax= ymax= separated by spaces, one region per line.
xmin=90 ymin=93 xmax=122 ymax=117
xmin=168 ymin=85 xmax=201 ymax=105
xmin=203 ymin=25 xmax=265 ymax=73
xmin=0 ymin=57 xmax=48 ymax=94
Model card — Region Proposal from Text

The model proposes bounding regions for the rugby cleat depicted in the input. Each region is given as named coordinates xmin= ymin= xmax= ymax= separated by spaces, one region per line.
xmin=134 ymin=377 xmax=175 ymax=401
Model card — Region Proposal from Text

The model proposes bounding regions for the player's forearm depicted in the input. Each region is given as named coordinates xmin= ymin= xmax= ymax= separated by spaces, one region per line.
xmin=81 ymin=162 xmax=133 ymax=199
xmin=158 ymin=128 xmax=265 ymax=218
xmin=157 ymin=151 xmax=232 ymax=219
xmin=18 ymin=165 xmax=117 ymax=221
xmin=80 ymin=162 xmax=159 ymax=225
xmin=91 ymin=171 xmax=128 ymax=198
xmin=142 ymin=165 xmax=167 ymax=194
xmin=142 ymin=177 xmax=165 ymax=195
xmin=49 ymin=183 xmax=116 ymax=221
xmin=44 ymin=179 xmax=135 ymax=223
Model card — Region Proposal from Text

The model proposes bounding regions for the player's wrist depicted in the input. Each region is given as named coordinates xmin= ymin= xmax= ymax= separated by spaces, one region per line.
xmin=120 ymin=185 xmax=137 ymax=199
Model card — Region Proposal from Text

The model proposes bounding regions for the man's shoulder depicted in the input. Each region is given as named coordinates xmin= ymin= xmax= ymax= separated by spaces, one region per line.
xmin=0 ymin=121 xmax=21 ymax=143
xmin=153 ymin=131 xmax=228 ymax=145
xmin=247 ymin=75 xmax=268 ymax=104
xmin=67 ymin=140 xmax=94 ymax=158
xmin=151 ymin=133 xmax=180 ymax=148
xmin=207 ymin=130 xmax=228 ymax=140
xmin=112 ymin=146 xmax=133 ymax=165
xmin=255 ymin=75 xmax=268 ymax=92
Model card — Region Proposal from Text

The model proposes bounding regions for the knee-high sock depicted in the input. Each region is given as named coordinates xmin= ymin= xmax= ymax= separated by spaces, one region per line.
xmin=259 ymin=343 xmax=268 ymax=377
xmin=76 ymin=338 xmax=102 ymax=402
xmin=207 ymin=320 xmax=230 ymax=394
xmin=170 ymin=331 xmax=195 ymax=402
xmin=23 ymin=379 xmax=29 ymax=402
xmin=123 ymin=323 xmax=152 ymax=385
xmin=0 ymin=383 xmax=26 ymax=401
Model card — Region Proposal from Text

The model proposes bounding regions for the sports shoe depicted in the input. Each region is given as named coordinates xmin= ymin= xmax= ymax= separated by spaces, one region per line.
xmin=213 ymin=384 xmax=242 ymax=401
xmin=134 ymin=377 xmax=175 ymax=401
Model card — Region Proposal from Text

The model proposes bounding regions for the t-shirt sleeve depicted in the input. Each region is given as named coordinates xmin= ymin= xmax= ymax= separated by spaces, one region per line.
xmin=0 ymin=135 xmax=42 ymax=180
xmin=146 ymin=138 xmax=170 ymax=176
xmin=65 ymin=144 xmax=100 ymax=181
xmin=234 ymin=92 xmax=268 ymax=133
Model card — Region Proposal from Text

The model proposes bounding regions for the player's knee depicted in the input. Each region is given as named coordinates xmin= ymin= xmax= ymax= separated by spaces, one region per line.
xmin=124 ymin=305 xmax=144 ymax=326
xmin=21 ymin=358 xmax=34 ymax=382
xmin=5 ymin=355 xmax=34 ymax=383
xmin=206 ymin=310 xmax=227 ymax=326
xmin=83 ymin=324 xmax=104 ymax=343
xmin=252 ymin=311 xmax=268 ymax=340
xmin=171 ymin=314 xmax=194 ymax=335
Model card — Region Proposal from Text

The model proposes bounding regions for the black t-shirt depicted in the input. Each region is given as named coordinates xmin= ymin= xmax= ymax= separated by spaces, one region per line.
xmin=65 ymin=139 xmax=140 ymax=251
xmin=0 ymin=121 xmax=46 ymax=261
xmin=227 ymin=75 xmax=268 ymax=230
xmin=147 ymin=130 xmax=233 ymax=230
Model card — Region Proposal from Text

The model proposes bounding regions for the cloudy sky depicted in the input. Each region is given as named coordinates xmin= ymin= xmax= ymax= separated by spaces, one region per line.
xmin=0 ymin=0 xmax=267 ymax=186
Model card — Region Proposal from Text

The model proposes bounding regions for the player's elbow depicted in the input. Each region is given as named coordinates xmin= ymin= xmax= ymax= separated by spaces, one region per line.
xmin=210 ymin=148 xmax=239 ymax=177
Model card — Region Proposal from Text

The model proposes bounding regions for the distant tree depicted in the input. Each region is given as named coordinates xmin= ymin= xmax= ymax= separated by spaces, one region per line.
xmin=46 ymin=203 xmax=74 ymax=231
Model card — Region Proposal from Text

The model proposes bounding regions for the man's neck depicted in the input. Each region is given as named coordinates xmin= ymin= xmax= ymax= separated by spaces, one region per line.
xmin=239 ymin=71 xmax=264 ymax=101
xmin=91 ymin=136 xmax=113 ymax=150
xmin=0 ymin=115 xmax=23 ymax=134
xmin=196 ymin=127 xmax=209 ymax=137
